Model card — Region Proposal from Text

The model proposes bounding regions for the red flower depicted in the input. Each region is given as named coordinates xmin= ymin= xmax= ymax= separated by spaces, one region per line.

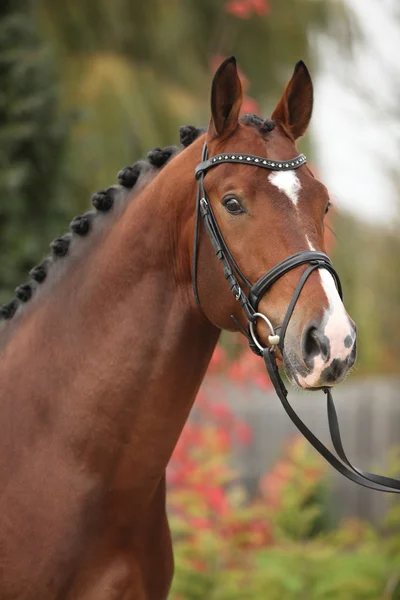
xmin=216 ymin=428 xmax=231 ymax=452
xmin=190 ymin=517 xmax=211 ymax=531
xmin=224 ymin=0 xmax=270 ymax=19
xmin=224 ymin=1 xmax=252 ymax=19
xmin=191 ymin=558 xmax=208 ymax=572
xmin=212 ymin=402 xmax=233 ymax=423
xmin=251 ymin=0 xmax=270 ymax=16
xmin=236 ymin=420 xmax=252 ymax=445
xmin=207 ymin=486 xmax=229 ymax=514
xmin=253 ymin=372 xmax=271 ymax=389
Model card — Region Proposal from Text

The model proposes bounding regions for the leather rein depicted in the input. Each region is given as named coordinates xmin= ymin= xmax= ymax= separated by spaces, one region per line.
xmin=193 ymin=142 xmax=400 ymax=494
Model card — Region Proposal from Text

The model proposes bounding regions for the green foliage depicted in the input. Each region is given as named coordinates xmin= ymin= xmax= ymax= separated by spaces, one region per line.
xmin=0 ymin=2 xmax=71 ymax=303
xmin=253 ymin=540 xmax=391 ymax=600
xmin=169 ymin=435 xmax=400 ymax=600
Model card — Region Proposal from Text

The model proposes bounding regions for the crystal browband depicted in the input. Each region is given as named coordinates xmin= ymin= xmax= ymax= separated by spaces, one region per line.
xmin=195 ymin=152 xmax=306 ymax=179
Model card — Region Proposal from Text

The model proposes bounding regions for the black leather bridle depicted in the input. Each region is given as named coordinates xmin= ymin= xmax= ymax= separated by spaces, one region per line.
xmin=193 ymin=142 xmax=400 ymax=494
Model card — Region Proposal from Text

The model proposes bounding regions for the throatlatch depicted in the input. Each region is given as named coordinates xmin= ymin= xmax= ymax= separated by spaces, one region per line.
xmin=193 ymin=142 xmax=400 ymax=494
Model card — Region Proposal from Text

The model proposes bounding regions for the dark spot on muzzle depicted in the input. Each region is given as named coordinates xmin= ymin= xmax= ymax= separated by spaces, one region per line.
xmin=322 ymin=345 xmax=356 ymax=384
xmin=322 ymin=358 xmax=346 ymax=383
xmin=344 ymin=334 xmax=353 ymax=348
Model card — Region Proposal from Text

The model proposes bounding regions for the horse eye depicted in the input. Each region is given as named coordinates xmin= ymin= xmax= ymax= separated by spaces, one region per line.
xmin=223 ymin=197 xmax=244 ymax=215
xmin=325 ymin=201 xmax=331 ymax=215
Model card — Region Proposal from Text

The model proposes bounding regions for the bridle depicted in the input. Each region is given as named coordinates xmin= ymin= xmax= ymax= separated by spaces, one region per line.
xmin=193 ymin=142 xmax=400 ymax=494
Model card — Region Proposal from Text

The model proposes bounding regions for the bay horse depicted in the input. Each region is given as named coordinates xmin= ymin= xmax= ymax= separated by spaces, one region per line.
xmin=0 ymin=57 xmax=356 ymax=599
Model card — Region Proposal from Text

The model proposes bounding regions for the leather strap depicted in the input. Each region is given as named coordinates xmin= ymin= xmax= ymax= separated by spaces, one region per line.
xmin=264 ymin=259 xmax=400 ymax=493
xmin=263 ymin=348 xmax=400 ymax=493
xmin=198 ymin=195 xmax=255 ymax=319
xmin=278 ymin=263 xmax=319 ymax=353
xmin=192 ymin=145 xmax=208 ymax=318
xmin=326 ymin=389 xmax=400 ymax=491
xmin=249 ymin=251 xmax=341 ymax=311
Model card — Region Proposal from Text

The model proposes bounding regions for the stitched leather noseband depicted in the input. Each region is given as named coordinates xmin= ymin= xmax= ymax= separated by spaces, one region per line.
xmin=193 ymin=142 xmax=400 ymax=494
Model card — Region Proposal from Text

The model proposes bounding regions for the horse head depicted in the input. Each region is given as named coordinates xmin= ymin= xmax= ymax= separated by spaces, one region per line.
xmin=192 ymin=57 xmax=356 ymax=389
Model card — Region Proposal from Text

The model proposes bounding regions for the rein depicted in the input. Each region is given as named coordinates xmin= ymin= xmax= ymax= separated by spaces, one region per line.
xmin=193 ymin=143 xmax=400 ymax=494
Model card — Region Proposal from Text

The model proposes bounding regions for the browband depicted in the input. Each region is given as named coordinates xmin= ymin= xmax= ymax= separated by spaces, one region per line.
xmin=195 ymin=152 xmax=306 ymax=179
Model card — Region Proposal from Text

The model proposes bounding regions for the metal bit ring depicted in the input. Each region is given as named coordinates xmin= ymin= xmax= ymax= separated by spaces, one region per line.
xmin=249 ymin=312 xmax=280 ymax=352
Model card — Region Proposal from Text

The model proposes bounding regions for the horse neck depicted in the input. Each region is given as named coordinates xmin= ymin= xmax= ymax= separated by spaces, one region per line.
xmin=0 ymin=138 xmax=219 ymax=491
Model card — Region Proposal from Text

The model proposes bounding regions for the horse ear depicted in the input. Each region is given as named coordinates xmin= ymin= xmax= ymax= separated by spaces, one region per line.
xmin=208 ymin=56 xmax=243 ymax=140
xmin=271 ymin=61 xmax=313 ymax=140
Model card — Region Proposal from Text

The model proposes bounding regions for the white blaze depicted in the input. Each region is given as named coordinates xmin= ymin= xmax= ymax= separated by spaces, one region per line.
xmin=268 ymin=170 xmax=301 ymax=206
xmin=297 ymin=237 xmax=355 ymax=387
xmin=266 ymin=171 xmax=355 ymax=386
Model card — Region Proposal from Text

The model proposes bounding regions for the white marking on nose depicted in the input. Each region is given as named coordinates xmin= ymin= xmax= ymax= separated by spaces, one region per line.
xmin=318 ymin=268 xmax=353 ymax=362
xmin=300 ymin=237 xmax=355 ymax=386
xmin=268 ymin=170 xmax=301 ymax=206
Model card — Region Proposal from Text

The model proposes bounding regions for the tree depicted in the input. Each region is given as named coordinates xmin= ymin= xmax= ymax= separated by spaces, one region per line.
xmin=0 ymin=1 xmax=71 ymax=303
xmin=33 ymin=0 xmax=352 ymax=205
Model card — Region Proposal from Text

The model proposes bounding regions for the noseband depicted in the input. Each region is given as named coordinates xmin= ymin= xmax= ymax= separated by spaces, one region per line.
xmin=193 ymin=142 xmax=400 ymax=494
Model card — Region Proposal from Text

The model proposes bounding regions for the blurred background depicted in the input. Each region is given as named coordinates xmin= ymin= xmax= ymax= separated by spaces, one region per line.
xmin=1 ymin=0 xmax=400 ymax=597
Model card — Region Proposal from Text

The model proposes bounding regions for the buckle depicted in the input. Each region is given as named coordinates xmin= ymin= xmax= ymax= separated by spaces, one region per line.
xmin=199 ymin=198 xmax=208 ymax=215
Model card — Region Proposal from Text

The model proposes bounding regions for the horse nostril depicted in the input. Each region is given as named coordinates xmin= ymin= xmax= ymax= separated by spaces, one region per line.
xmin=302 ymin=324 xmax=330 ymax=366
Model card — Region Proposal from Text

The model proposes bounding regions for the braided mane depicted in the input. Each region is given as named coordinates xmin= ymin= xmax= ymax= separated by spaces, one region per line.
xmin=0 ymin=114 xmax=273 ymax=326
xmin=0 ymin=125 xmax=205 ymax=325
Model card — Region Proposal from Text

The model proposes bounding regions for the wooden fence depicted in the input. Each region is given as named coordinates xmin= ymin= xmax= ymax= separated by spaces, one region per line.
xmin=201 ymin=376 xmax=400 ymax=523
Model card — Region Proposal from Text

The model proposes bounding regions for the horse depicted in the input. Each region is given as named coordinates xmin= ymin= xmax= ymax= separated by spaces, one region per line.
xmin=0 ymin=57 xmax=356 ymax=599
